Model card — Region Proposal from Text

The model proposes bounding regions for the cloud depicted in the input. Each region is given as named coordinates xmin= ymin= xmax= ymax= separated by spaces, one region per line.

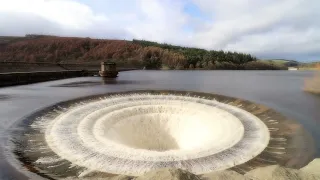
xmin=0 ymin=0 xmax=319 ymax=61
xmin=0 ymin=11 xmax=63 ymax=35
xmin=0 ymin=0 xmax=135 ymax=39
xmin=191 ymin=0 xmax=320 ymax=61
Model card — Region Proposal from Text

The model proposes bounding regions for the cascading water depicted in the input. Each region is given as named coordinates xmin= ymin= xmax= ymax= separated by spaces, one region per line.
xmin=8 ymin=90 xmax=315 ymax=179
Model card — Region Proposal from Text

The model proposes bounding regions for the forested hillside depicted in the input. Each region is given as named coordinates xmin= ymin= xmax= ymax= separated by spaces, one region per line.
xmin=0 ymin=35 xmax=286 ymax=70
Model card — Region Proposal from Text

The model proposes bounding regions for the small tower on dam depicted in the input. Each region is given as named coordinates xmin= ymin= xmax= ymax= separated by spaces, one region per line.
xmin=99 ymin=61 xmax=119 ymax=78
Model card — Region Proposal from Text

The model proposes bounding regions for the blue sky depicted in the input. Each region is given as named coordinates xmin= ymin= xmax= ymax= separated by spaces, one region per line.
xmin=0 ymin=0 xmax=320 ymax=62
xmin=182 ymin=1 xmax=211 ymax=33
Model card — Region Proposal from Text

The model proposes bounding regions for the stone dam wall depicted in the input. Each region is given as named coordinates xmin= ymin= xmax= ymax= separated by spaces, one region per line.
xmin=0 ymin=62 xmax=137 ymax=87
xmin=0 ymin=62 xmax=100 ymax=73
xmin=0 ymin=62 xmax=137 ymax=73
xmin=0 ymin=70 xmax=93 ymax=87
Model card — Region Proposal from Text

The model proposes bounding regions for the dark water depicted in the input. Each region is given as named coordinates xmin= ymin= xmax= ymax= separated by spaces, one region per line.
xmin=0 ymin=70 xmax=319 ymax=179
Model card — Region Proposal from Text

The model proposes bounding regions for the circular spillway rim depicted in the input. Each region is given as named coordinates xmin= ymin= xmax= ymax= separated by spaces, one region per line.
xmin=9 ymin=90 xmax=314 ymax=179
xmin=43 ymin=93 xmax=269 ymax=175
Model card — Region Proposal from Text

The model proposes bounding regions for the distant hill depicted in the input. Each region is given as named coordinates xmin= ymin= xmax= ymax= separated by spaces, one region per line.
xmin=299 ymin=61 xmax=320 ymax=70
xmin=0 ymin=35 xmax=286 ymax=70
xmin=260 ymin=59 xmax=301 ymax=67
xmin=0 ymin=36 xmax=28 ymax=50
xmin=261 ymin=59 xmax=320 ymax=70
xmin=0 ymin=36 xmax=27 ymax=44
xmin=0 ymin=35 xmax=53 ymax=44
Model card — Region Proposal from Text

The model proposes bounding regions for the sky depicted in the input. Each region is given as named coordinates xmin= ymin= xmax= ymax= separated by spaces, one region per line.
xmin=0 ymin=0 xmax=319 ymax=62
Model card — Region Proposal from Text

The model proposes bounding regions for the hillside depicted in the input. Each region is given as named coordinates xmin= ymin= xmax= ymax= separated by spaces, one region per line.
xmin=299 ymin=61 xmax=320 ymax=70
xmin=0 ymin=35 xmax=286 ymax=70
xmin=260 ymin=59 xmax=300 ymax=67
xmin=261 ymin=59 xmax=320 ymax=70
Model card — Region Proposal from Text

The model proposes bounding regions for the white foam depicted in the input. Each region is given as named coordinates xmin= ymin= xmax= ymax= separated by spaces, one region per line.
xmin=34 ymin=94 xmax=269 ymax=176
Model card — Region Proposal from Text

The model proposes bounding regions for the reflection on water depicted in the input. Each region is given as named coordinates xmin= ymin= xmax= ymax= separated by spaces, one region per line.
xmin=101 ymin=78 xmax=150 ymax=85
xmin=52 ymin=77 xmax=151 ymax=87
xmin=0 ymin=70 xmax=320 ymax=179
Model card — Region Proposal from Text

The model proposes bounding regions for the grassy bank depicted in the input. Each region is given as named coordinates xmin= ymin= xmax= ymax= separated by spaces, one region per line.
xmin=299 ymin=62 xmax=320 ymax=70
xmin=304 ymin=64 xmax=320 ymax=94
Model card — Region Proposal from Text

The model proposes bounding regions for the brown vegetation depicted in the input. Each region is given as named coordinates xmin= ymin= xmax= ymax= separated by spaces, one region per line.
xmin=0 ymin=37 xmax=188 ymax=69
xmin=0 ymin=37 xmax=141 ymax=63
xmin=304 ymin=63 xmax=320 ymax=94
xmin=0 ymin=36 xmax=285 ymax=70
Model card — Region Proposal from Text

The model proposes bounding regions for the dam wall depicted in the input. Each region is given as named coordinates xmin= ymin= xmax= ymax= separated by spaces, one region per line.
xmin=0 ymin=62 xmax=101 ymax=73
xmin=0 ymin=62 xmax=138 ymax=87
xmin=0 ymin=62 xmax=138 ymax=73
xmin=0 ymin=70 xmax=93 ymax=87
xmin=0 ymin=62 xmax=65 ymax=72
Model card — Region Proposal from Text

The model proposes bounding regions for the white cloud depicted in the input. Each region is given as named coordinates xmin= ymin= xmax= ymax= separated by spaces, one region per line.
xmin=126 ymin=0 xmax=189 ymax=43
xmin=191 ymin=0 xmax=320 ymax=61
xmin=0 ymin=0 xmax=319 ymax=61
xmin=1 ymin=0 xmax=100 ymax=30
xmin=0 ymin=0 xmax=133 ymax=38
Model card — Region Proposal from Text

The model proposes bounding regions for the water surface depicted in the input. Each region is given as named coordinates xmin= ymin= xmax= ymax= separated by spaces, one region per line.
xmin=0 ymin=70 xmax=319 ymax=179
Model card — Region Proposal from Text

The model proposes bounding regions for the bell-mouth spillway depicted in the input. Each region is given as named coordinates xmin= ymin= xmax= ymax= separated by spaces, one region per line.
xmin=8 ymin=90 xmax=315 ymax=179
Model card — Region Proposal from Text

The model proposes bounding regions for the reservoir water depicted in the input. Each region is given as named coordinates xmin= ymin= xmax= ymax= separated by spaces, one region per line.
xmin=0 ymin=70 xmax=319 ymax=179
